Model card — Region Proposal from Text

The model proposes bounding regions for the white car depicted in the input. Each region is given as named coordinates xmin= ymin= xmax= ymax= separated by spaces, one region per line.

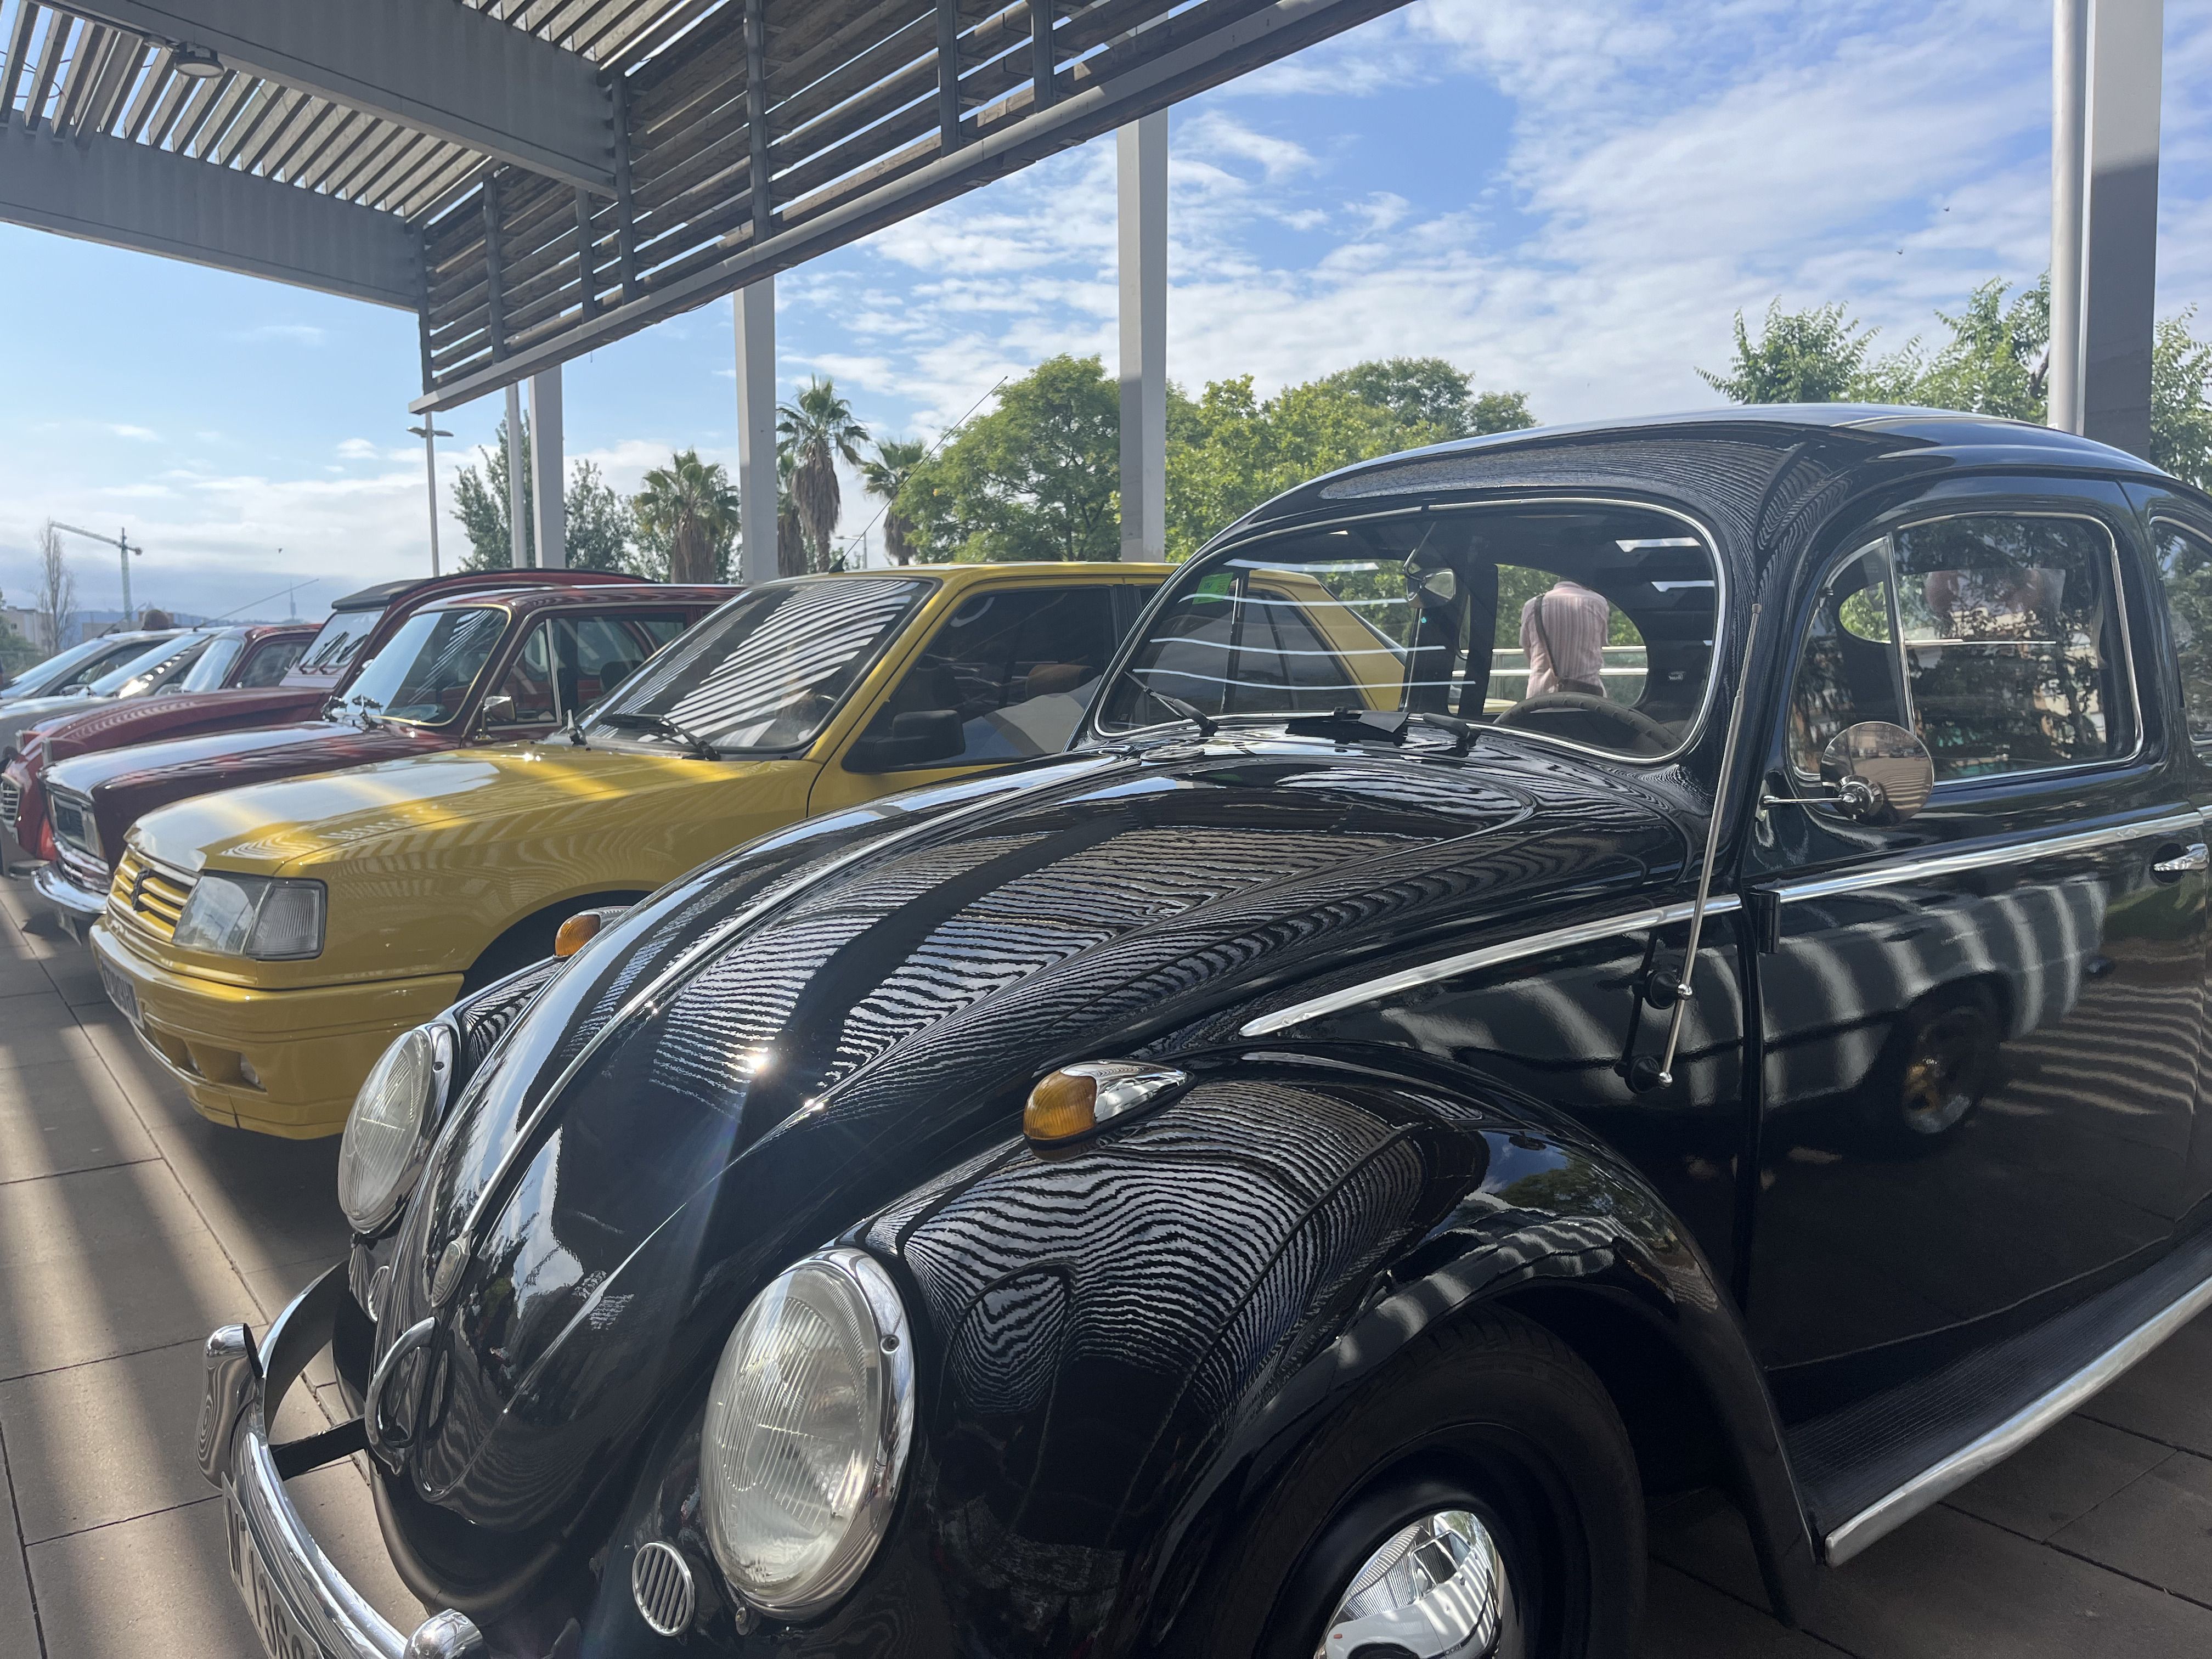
xmin=0 ymin=630 xmax=204 ymax=761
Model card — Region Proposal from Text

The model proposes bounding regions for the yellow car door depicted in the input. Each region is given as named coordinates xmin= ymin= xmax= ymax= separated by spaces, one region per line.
xmin=808 ymin=569 xmax=1162 ymax=816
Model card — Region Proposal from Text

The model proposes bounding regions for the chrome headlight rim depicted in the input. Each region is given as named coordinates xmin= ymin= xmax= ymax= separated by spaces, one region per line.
xmin=702 ymin=1246 xmax=916 ymax=1622
xmin=337 ymin=1021 xmax=454 ymax=1237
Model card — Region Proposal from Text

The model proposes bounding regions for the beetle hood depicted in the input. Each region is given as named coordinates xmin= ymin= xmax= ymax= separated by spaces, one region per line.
xmin=373 ymin=737 xmax=1694 ymax=1555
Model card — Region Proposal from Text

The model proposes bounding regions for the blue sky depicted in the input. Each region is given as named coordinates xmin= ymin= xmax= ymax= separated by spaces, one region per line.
xmin=2 ymin=0 xmax=2208 ymax=621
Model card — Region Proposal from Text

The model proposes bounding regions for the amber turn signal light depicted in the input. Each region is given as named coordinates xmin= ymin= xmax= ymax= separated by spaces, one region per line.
xmin=1023 ymin=1061 xmax=1190 ymax=1144
xmin=554 ymin=911 xmax=604 ymax=958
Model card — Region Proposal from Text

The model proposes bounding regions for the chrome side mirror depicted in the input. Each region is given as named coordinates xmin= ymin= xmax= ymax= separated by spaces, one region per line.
xmin=479 ymin=695 xmax=517 ymax=729
xmin=1820 ymin=720 xmax=1934 ymax=825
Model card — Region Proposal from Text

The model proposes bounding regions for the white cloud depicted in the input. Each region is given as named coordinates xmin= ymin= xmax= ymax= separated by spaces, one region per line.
xmin=232 ymin=323 xmax=328 ymax=346
xmin=107 ymin=424 xmax=159 ymax=441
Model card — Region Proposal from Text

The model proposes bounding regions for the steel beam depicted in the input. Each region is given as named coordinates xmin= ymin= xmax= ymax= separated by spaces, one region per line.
xmin=734 ymin=280 xmax=777 ymax=583
xmin=0 ymin=120 xmax=415 ymax=306
xmin=1117 ymin=112 xmax=1166 ymax=562
xmin=2080 ymin=0 xmax=2163 ymax=460
xmin=67 ymin=0 xmax=615 ymax=191
xmin=414 ymin=0 xmax=1408 ymax=411
xmin=2049 ymin=0 xmax=2089 ymax=435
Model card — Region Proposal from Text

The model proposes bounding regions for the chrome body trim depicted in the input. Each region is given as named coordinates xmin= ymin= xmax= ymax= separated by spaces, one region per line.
xmin=1824 ymin=1260 xmax=2212 ymax=1565
xmin=30 ymin=860 xmax=105 ymax=920
xmin=1771 ymin=811 xmax=2204 ymax=904
xmin=437 ymin=755 xmax=1128 ymax=1305
xmin=1086 ymin=493 xmax=1734 ymax=774
xmin=1239 ymin=895 xmax=1744 ymax=1037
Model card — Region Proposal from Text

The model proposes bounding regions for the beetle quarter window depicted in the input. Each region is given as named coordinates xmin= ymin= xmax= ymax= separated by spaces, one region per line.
xmin=1099 ymin=504 xmax=1718 ymax=762
xmin=1787 ymin=515 xmax=2134 ymax=784
xmin=850 ymin=585 xmax=1138 ymax=771
xmin=2153 ymin=519 xmax=2212 ymax=746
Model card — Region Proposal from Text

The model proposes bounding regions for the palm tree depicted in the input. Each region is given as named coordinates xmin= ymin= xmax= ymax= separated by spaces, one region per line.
xmin=633 ymin=449 xmax=740 ymax=585
xmin=860 ymin=437 xmax=927 ymax=566
xmin=777 ymin=376 xmax=869 ymax=572
xmin=776 ymin=447 xmax=806 ymax=579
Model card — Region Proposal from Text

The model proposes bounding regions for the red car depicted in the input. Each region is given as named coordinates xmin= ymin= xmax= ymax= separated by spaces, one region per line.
xmin=33 ymin=582 xmax=736 ymax=934
xmin=3 ymin=568 xmax=642 ymax=870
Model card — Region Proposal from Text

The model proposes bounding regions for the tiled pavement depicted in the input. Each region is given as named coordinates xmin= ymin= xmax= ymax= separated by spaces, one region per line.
xmin=3 ymin=873 xmax=2211 ymax=1658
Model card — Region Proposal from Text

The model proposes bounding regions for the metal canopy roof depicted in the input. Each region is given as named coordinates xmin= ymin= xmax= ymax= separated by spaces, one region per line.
xmin=0 ymin=0 xmax=1404 ymax=411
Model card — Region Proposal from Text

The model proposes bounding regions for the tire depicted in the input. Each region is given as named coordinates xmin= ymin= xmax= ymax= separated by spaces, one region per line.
xmin=1188 ymin=1307 xmax=1644 ymax=1659
xmin=1861 ymin=982 xmax=2000 ymax=1153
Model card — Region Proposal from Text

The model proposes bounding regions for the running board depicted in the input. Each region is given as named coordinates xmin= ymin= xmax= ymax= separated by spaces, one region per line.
xmin=1785 ymin=1227 xmax=2212 ymax=1566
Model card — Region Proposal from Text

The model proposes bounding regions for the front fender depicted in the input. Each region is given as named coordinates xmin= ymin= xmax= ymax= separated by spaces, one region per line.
xmin=862 ymin=1049 xmax=1814 ymax=1656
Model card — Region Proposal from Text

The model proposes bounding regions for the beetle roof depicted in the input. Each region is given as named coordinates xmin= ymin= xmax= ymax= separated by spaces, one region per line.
xmin=1228 ymin=405 xmax=2172 ymax=569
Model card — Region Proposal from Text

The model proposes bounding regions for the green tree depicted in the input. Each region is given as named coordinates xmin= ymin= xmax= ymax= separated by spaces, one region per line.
xmin=0 ymin=612 xmax=38 ymax=683
xmin=777 ymin=376 xmax=869 ymax=572
xmin=562 ymin=461 xmax=638 ymax=573
xmin=860 ymin=437 xmax=927 ymax=566
xmin=633 ymin=450 xmax=741 ymax=585
xmin=1699 ymin=301 xmax=1878 ymax=404
xmin=1888 ymin=276 xmax=2050 ymax=419
xmin=2154 ymin=309 xmax=2212 ymax=490
xmin=1314 ymin=357 xmax=1533 ymax=439
xmin=898 ymin=354 xmax=1122 ymax=562
xmin=452 ymin=415 xmax=532 ymax=570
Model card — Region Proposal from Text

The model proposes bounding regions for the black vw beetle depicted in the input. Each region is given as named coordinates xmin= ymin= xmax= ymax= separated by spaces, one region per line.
xmin=201 ymin=408 xmax=2212 ymax=1659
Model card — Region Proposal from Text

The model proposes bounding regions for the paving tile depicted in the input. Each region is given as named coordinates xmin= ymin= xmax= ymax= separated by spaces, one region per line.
xmin=0 ymin=956 xmax=53 ymax=1000
xmin=145 ymin=1116 xmax=349 ymax=1284
xmin=0 ymin=1229 xmax=255 ymax=1381
xmin=0 ymin=1160 xmax=205 ymax=1267
xmin=69 ymin=1005 xmax=202 ymax=1129
xmin=1813 ymin=1504 xmax=2212 ymax=1656
xmin=2052 ymin=1449 xmax=2212 ymax=1603
xmin=1638 ymin=1561 xmax=1833 ymax=1657
xmin=2080 ymin=1308 xmax=2212 ymax=1457
xmin=1946 ymin=1414 xmax=2172 ymax=1543
xmin=0 ymin=1340 xmax=211 ymax=1544
xmin=0 ymin=997 xmax=97 ymax=1075
xmin=27 ymin=1495 xmax=258 ymax=1659
xmin=0 ymin=1056 xmax=156 ymax=1185
xmin=0 ymin=1421 xmax=45 ymax=1659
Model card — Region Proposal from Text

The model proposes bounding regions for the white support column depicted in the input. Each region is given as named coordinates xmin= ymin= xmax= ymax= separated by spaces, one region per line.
xmin=529 ymin=368 xmax=566 ymax=569
xmin=2079 ymin=0 xmax=2163 ymax=460
xmin=1118 ymin=111 xmax=1167 ymax=563
xmin=2050 ymin=0 xmax=2089 ymax=435
xmin=504 ymin=381 xmax=530 ymax=567
xmin=735 ymin=279 xmax=778 ymax=583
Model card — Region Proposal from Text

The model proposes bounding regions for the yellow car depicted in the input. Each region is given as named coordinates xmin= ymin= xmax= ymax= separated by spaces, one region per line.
xmin=91 ymin=563 xmax=1168 ymax=1137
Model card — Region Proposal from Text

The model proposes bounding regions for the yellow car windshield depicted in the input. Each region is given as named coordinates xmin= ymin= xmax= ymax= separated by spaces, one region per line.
xmin=584 ymin=578 xmax=929 ymax=754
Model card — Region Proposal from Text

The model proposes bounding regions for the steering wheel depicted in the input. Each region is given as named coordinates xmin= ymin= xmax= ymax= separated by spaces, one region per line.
xmin=1494 ymin=691 xmax=1675 ymax=751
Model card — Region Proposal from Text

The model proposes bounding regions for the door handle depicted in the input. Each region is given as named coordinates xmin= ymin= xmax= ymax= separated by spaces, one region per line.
xmin=2151 ymin=842 xmax=2209 ymax=880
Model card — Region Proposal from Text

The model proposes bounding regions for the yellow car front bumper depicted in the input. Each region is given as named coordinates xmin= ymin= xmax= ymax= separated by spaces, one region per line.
xmin=89 ymin=923 xmax=463 ymax=1138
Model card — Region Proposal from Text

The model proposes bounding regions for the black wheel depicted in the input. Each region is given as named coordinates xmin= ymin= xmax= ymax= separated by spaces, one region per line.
xmin=1189 ymin=1308 xmax=1643 ymax=1659
xmin=1863 ymin=983 xmax=2000 ymax=1152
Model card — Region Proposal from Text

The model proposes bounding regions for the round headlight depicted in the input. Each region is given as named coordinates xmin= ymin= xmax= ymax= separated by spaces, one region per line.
xmin=337 ymin=1024 xmax=449 ymax=1234
xmin=701 ymin=1248 xmax=915 ymax=1619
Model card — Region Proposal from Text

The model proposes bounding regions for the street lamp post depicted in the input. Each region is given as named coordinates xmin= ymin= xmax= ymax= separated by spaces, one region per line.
xmin=408 ymin=422 xmax=455 ymax=576
xmin=53 ymin=521 xmax=142 ymax=623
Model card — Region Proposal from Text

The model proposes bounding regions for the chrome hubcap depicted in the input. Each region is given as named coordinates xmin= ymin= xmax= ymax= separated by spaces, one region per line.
xmin=1314 ymin=1508 xmax=1519 ymax=1659
xmin=1901 ymin=1009 xmax=1983 ymax=1135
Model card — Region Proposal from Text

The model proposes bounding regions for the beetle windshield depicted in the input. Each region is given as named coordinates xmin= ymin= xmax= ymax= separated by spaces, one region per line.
xmin=584 ymin=577 xmax=929 ymax=754
xmin=1095 ymin=504 xmax=1722 ymax=761
xmin=88 ymin=634 xmax=202 ymax=698
xmin=342 ymin=607 xmax=507 ymax=726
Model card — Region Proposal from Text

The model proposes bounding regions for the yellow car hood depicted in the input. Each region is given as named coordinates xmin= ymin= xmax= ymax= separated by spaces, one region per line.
xmin=132 ymin=742 xmax=798 ymax=875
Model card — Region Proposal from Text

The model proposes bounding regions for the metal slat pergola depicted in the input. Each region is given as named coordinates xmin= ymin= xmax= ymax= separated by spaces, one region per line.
xmin=0 ymin=0 xmax=1407 ymax=408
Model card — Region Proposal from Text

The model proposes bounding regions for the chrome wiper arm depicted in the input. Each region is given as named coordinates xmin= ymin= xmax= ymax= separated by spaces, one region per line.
xmin=1146 ymin=687 xmax=1218 ymax=738
xmin=601 ymin=711 xmax=719 ymax=759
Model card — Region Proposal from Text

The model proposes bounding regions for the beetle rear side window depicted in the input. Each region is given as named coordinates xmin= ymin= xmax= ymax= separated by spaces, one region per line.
xmin=1788 ymin=515 xmax=2133 ymax=785
xmin=2153 ymin=520 xmax=2212 ymax=746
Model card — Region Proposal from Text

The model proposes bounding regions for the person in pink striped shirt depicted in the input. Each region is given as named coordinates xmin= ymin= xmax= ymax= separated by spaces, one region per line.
xmin=1519 ymin=578 xmax=1613 ymax=697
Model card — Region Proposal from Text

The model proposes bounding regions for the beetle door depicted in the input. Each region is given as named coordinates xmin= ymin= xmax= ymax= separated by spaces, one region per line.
xmin=1744 ymin=488 xmax=2206 ymax=1418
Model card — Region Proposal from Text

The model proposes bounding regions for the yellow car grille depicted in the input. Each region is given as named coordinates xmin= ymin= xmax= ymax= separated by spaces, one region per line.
xmin=111 ymin=850 xmax=198 ymax=940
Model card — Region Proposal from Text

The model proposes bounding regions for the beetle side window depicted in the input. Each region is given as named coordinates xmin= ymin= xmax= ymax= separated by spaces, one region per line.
xmin=2153 ymin=519 xmax=2212 ymax=746
xmin=1786 ymin=543 xmax=1907 ymax=777
xmin=1892 ymin=516 xmax=2130 ymax=781
xmin=1787 ymin=517 xmax=2134 ymax=785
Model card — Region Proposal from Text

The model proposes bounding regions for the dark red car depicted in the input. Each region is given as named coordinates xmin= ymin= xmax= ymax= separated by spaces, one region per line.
xmin=3 ymin=568 xmax=643 ymax=870
xmin=33 ymin=582 xmax=736 ymax=933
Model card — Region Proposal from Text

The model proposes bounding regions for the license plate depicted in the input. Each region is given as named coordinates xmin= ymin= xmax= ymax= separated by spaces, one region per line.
xmin=225 ymin=1486 xmax=322 ymax=1659
xmin=96 ymin=956 xmax=140 ymax=1029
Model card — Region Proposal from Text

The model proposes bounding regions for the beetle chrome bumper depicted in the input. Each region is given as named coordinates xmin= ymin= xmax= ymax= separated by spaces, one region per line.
xmin=199 ymin=1267 xmax=485 ymax=1659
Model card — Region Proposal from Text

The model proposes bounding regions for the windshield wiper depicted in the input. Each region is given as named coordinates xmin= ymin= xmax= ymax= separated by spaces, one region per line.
xmin=1146 ymin=688 xmax=1219 ymax=738
xmin=348 ymin=694 xmax=396 ymax=732
xmin=556 ymin=709 xmax=590 ymax=749
xmin=601 ymin=710 xmax=720 ymax=759
xmin=1282 ymin=707 xmax=1479 ymax=755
